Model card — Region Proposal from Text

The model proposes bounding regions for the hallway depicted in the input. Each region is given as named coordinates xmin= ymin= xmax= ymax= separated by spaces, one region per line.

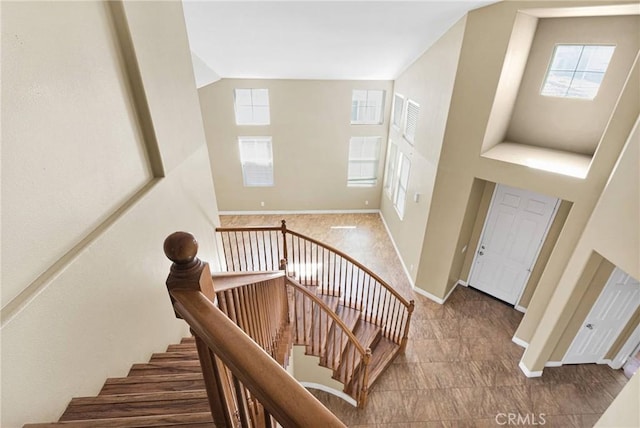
xmin=220 ymin=214 xmax=629 ymax=427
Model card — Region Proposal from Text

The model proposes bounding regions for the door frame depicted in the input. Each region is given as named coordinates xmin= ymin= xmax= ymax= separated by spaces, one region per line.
xmin=609 ymin=323 xmax=640 ymax=369
xmin=468 ymin=183 xmax=560 ymax=310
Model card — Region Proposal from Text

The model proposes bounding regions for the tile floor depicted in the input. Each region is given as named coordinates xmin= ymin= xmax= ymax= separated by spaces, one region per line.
xmin=220 ymin=214 xmax=629 ymax=427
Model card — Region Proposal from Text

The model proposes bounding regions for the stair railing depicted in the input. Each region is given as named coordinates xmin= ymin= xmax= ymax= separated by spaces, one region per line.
xmin=287 ymin=277 xmax=371 ymax=406
xmin=216 ymin=221 xmax=415 ymax=350
xmin=164 ymin=231 xmax=346 ymax=428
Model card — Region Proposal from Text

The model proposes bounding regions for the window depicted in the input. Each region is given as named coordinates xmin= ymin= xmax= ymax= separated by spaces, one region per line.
xmin=351 ymin=90 xmax=385 ymax=124
xmin=383 ymin=140 xmax=398 ymax=197
xmin=393 ymin=153 xmax=411 ymax=219
xmin=541 ymin=44 xmax=615 ymax=100
xmin=238 ymin=137 xmax=273 ymax=186
xmin=347 ymin=136 xmax=381 ymax=187
xmin=392 ymin=93 xmax=404 ymax=129
xmin=404 ymin=100 xmax=419 ymax=144
xmin=234 ymin=89 xmax=270 ymax=125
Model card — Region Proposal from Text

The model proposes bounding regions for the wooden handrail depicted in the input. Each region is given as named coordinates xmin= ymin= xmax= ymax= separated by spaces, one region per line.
xmin=164 ymin=231 xmax=346 ymax=428
xmin=287 ymin=277 xmax=369 ymax=358
xmin=285 ymin=229 xmax=412 ymax=310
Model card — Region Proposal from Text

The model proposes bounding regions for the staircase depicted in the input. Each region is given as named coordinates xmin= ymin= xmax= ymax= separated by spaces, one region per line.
xmin=25 ymin=337 xmax=215 ymax=427
xmin=26 ymin=223 xmax=413 ymax=427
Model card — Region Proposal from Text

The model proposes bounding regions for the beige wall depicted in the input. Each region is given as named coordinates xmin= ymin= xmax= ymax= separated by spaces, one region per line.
xmin=1 ymin=1 xmax=221 ymax=426
xmin=379 ymin=17 xmax=467 ymax=284
xmin=522 ymin=114 xmax=639 ymax=371
xmin=507 ymin=15 xmax=640 ymax=155
xmin=595 ymin=371 xmax=640 ymax=428
xmin=199 ymin=79 xmax=392 ymax=212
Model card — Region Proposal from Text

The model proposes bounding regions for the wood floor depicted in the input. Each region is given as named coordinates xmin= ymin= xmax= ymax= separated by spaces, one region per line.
xmin=221 ymin=214 xmax=629 ymax=428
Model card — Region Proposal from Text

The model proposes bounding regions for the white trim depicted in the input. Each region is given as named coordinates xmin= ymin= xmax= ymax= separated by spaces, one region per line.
xmin=219 ymin=209 xmax=380 ymax=215
xmin=412 ymin=283 xmax=458 ymax=305
xmin=518 ymin=361 xmax=543 ymax=377
xmin=378 ymin=212 xmax=415 ymax=287
xmin=458 ymin=279 xmax=468 ymax=287
xmin=512 ymin=336 xmax=529 ymax=349
xmin=515 ymin=304 xmax=527 ymax=313
xmin=544 ymin=361 xmax=563 ymax=367
xmin=299 ymin=382 xmax=357 ymax=407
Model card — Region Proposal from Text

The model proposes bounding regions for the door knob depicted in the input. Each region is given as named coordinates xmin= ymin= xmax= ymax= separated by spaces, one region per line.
xmin=586 ymin=323 xmax=594 ymax=330
xmin=478 ymin=251 xmax=484 ymax=256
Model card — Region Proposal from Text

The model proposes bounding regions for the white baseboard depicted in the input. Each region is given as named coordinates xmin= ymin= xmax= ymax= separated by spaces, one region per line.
xmin=544 ymin=361 xmax=563 ymax=367
xmin=518 ymin=361 xmax=543 ymax=378
xmin=512 ymin=336 xmax=529 ymax=349
xmin=299 ymin=382 xmax=357 ymax=407
xmin=413 ymin=286 xmax=446 ymax=304
xmin=378 ymin=212 xmax=415 ymax=288
xmin=515 ymin=304 xmax=527 ymax=313
xmin=219 ymin=209 xmax=380 ymax=215
xmin=458 ymin=279 xmax=468 ymax=287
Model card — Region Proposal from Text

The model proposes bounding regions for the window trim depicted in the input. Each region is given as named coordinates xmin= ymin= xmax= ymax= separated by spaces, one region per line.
xmin=351 ymin=89 xmax=386 ymax=125
xmin=393 ymin=152 xmax=411 ymax=220
xmin=238 ymin=136 xmax=274 ymax=187
xmin=392 ymin=93 xmax=405 ymax=130
xmin=234 ymin=88 xmax=271 ymax=125
xmin=383 ymin=139 xmax=398 ymax=198
xmin=403 ymin=99 xmax=420 ymax=144
xmin=540 ymin=43 xmax=616 ymax=100
xmin=347 ymin=136 xmax=381 ymax=187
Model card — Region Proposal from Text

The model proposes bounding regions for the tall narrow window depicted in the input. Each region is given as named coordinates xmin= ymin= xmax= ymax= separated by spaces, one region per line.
xmin=238 ymin=137 xmax=273 ymax=186
xmin=347 ymin=136 xmax=381 ymax=187
xmin=234 ymin=89 xmax=270 ymax=125
xmin=393 ymin=153 xmax=411 ymax=219
xmin=404 ymin=100 xmax=420 ymax=144
xmin=383 ymin=140 xmax=398 ymax=197
xmin=541 ymin=44 xmax=615 ymax=100
xmin=392 ymin=94 xmax=404 ymax=129
xmin=351 ymin=90 xmax=385 ymax=124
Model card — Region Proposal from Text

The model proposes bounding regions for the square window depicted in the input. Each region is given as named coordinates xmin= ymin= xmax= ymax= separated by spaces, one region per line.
xmin=404 ymin=100 xmax=420 ymax=144
xmin=234 ymin=89 xmax=270 ymax=125
xmin=347 ymin=136 xmax=381 ymax=187
xmin=541 ymin=44 xmax=615 ymax=100
xmin=238 ymin=137 xmax=273 ymax=186
xmin=351 ymin=90 xmax=385 ymax=124
xmin=392 ymin=94 xmax=404 ymax=129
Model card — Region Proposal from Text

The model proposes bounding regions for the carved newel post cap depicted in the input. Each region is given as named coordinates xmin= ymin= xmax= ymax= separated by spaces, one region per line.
xmin=164 ymin=231 xmax=198 ymax=265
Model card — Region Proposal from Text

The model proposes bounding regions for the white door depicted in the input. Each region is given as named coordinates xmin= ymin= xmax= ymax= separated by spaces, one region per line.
xmin=468 ymin=184 xmax=559 ymax=305
xmin=564 ymin=268 xmax=640 ymax=364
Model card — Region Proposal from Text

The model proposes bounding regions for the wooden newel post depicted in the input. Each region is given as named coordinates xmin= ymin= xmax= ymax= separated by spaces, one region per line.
xmin=163 ymin=232 xmax=235 ymax=428
xmin=163 ymin=231 xmax=216 ymax=313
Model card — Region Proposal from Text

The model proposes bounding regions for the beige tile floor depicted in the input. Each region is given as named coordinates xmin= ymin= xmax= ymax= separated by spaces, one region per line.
xmin=220 ymin=214 xmax=629 ymax=428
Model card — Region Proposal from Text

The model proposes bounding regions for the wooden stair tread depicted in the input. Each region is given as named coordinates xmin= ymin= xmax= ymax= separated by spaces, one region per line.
xmin=322 ymin=304 xmax=361 ymax=368
xmin=332 ymin=319 xmax=381 ymax=385
xmin=365 ymin=336 xmax=400 ymax=387
xmin=180 ymin=336 xmax=195 ymax=344
xmin=149 ymin=351 xmax=199 ymax=362
xmin=128 ymin=361 xmax=202 ymax=377
xmin=166 ymin=343 xmax=197 ymax=353
xmin=25 ymin=412 xmax=213 ymax=427
xmin=304 ymin=294 xmax=340 ymax=356
xmin=60 ymin=391 xmax=209 ymax=421
xmin=100 ymin=373 xmax=205 ymax=395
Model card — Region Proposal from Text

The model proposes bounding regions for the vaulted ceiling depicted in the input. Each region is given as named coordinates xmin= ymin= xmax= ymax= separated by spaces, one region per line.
xmin=181 ymin=1 xmax=496 ymax=86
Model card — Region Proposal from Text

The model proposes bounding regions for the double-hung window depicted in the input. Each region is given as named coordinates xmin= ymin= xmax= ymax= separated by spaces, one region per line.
xmin=383 ymin=140 xmax=398 ymax=197
xmin=404 ymin=100 xmax=419 ymax=144
xmin=392 ymin=94 xmax=404 ymax=129
xmin=238 ymin=137 xmax=273 ymax=187
xmin=234 ymin=88 xmax=270 ymax=125
xmin=347 ymin=136 xmax=381 ymax=187
xmin=541 ymin=44 xmax=615 ymax=100
xmin=351 ymin=90 xmax=385 ymax=124
xmin=393 ymin=153 xmax=411 ymax=219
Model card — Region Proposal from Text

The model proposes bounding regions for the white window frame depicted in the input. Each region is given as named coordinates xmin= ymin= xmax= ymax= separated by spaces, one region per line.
xmin=234 ymin=88 xmax=270 ymax=125
xmin=393 ymin=153 xmax=411 ymax=219
xmin=347 ymin=136 xmax=381 ymax=187
xmin=404 ymin=100 xmax=420 ymax=144
xmin=351 ymin=90 xmax=385 ymax=125
xmin=383 ymin=140 xmax=398 ymax=198
xmin=392 ymin=93 xmax=405 ymax=130
xmin=238 ymin=136 xmax=274 ymax=187
xmin=540 ymin=44 xmax=616 ymax=100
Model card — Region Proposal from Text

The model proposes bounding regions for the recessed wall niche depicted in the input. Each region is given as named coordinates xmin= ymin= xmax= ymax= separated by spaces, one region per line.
xmin=481 ymin=6 xmax=640 ymax=179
